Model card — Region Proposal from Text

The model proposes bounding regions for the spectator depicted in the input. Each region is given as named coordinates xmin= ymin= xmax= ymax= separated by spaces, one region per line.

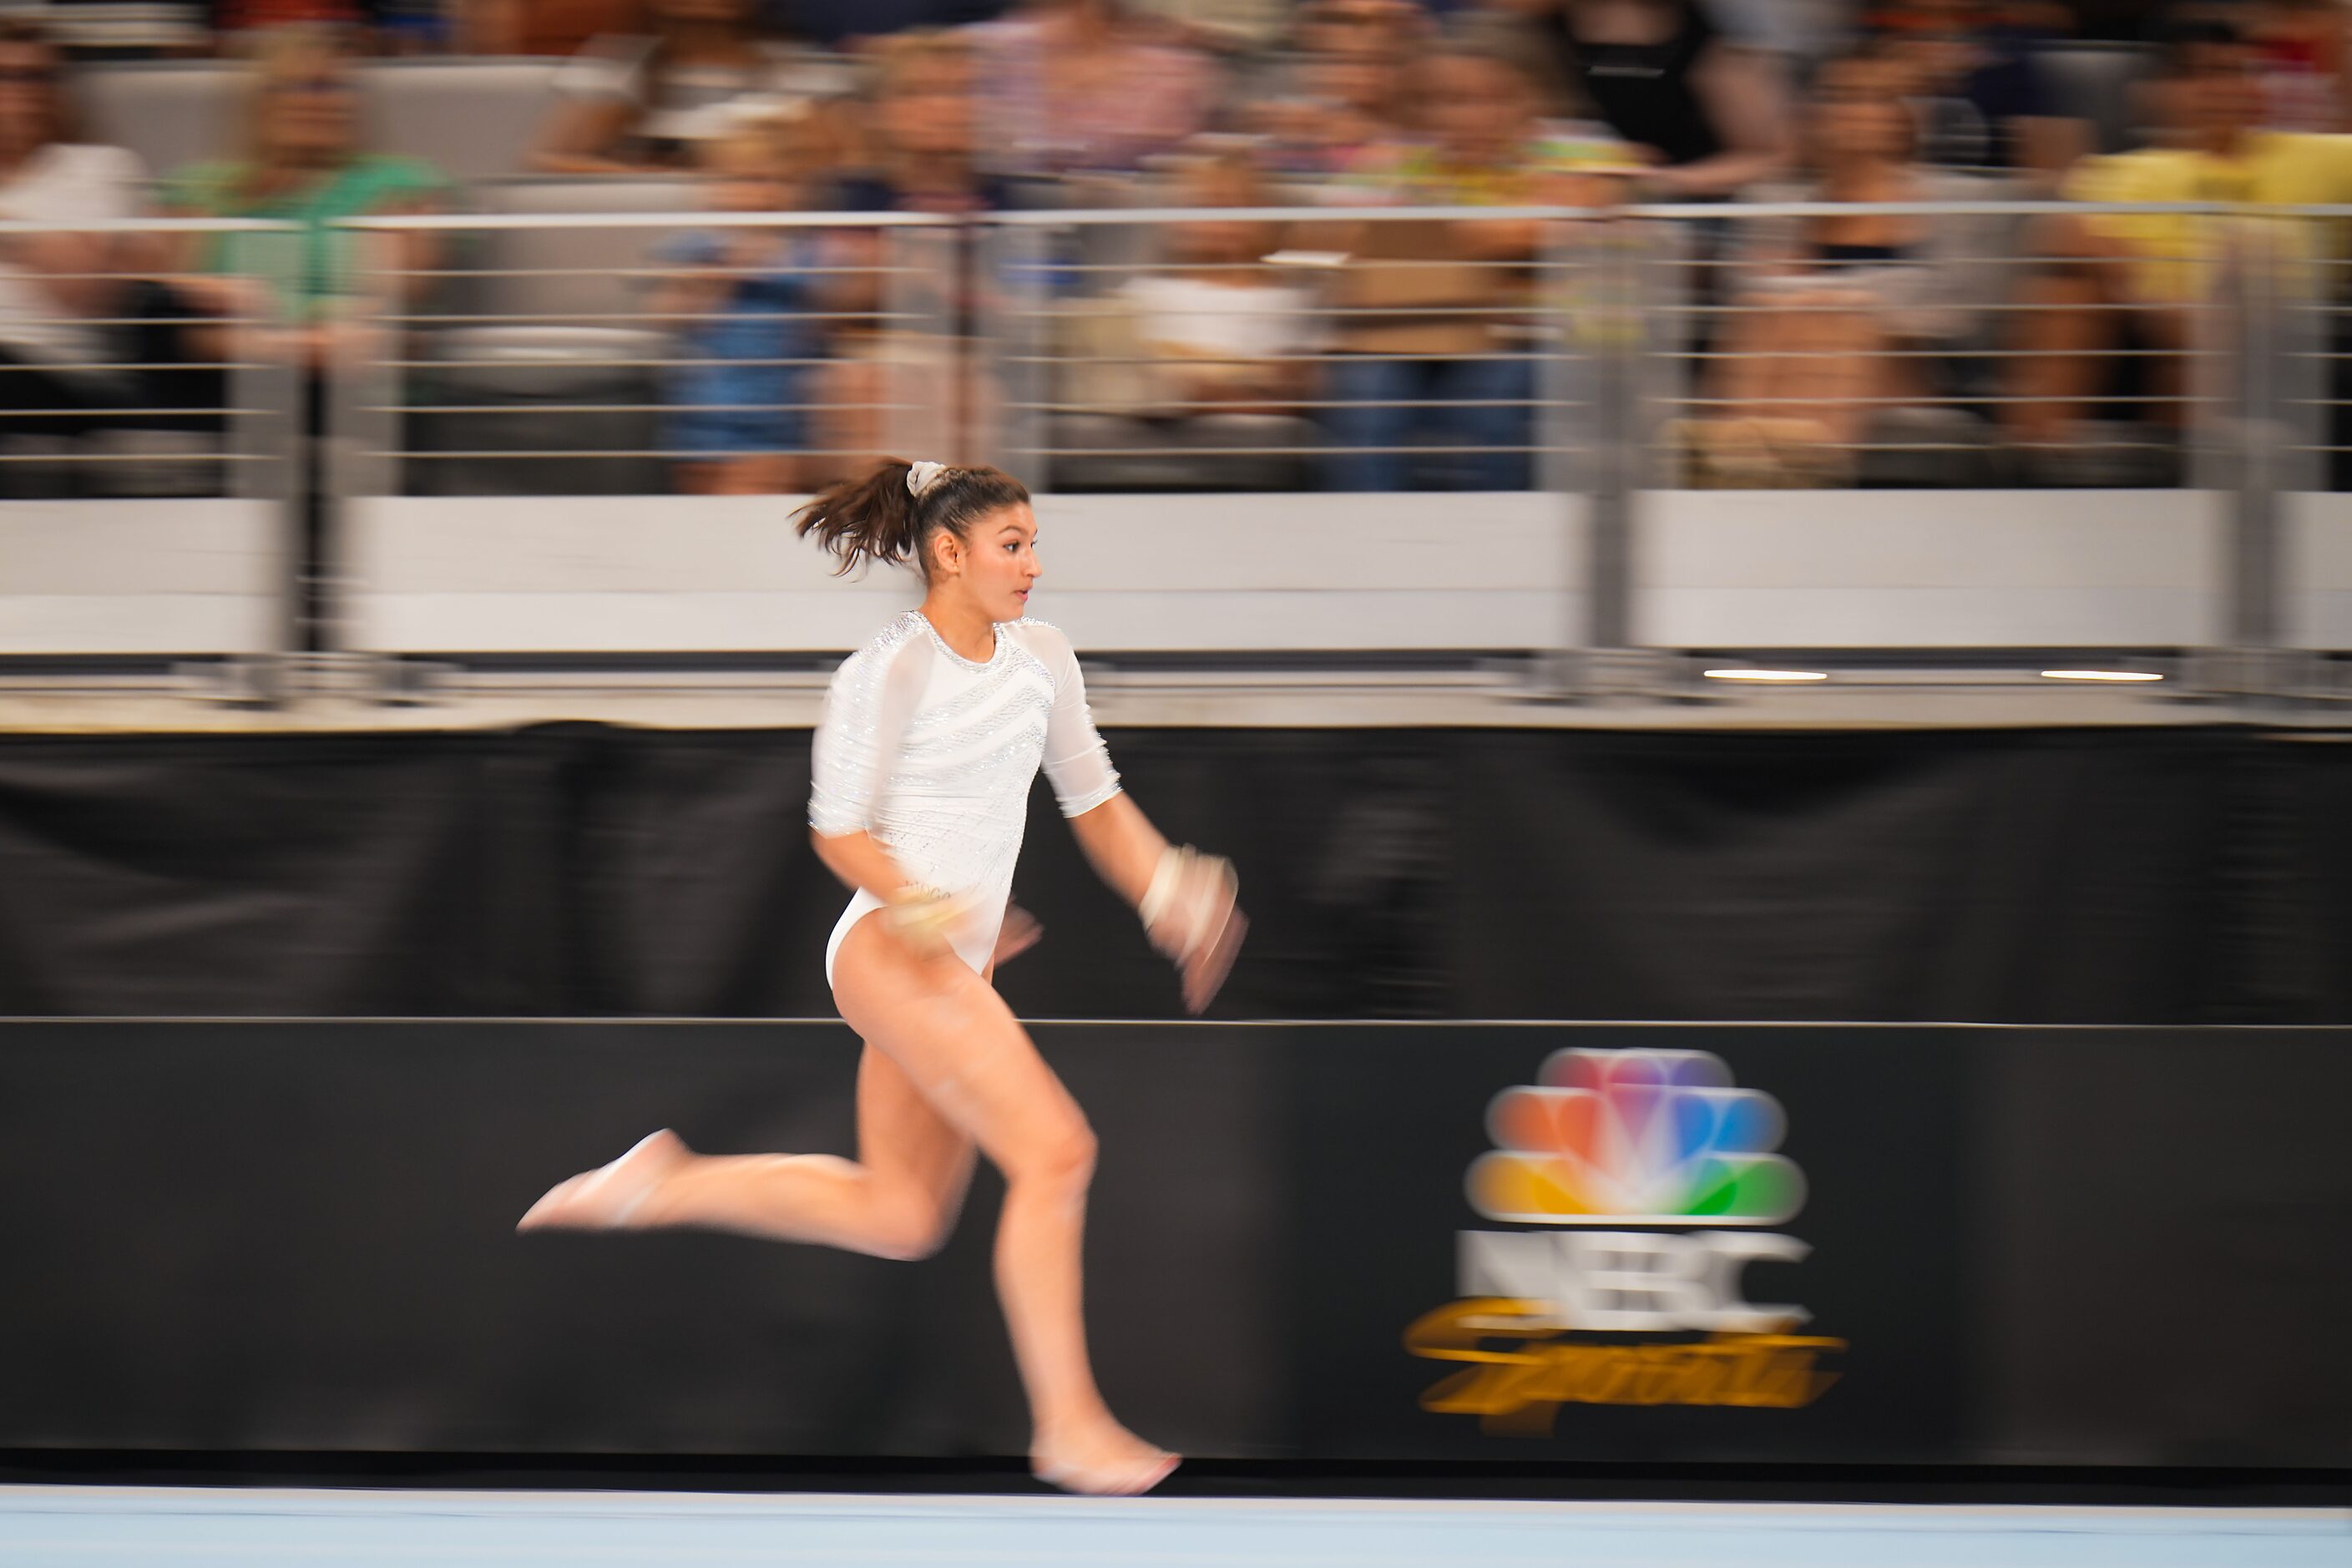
xmin=969 ymin=0 xmax=1218 ymax=177
xmin=2001 ymin=18 xmax=2352 ymax=472
xmin=835 ymin=28 xmax=1007 ymax=217
xmin=0 ymin=20 xmax=217 ymax=493
xmin=532 ymin=0 xmax=797 ymax=173
xmin=2250 ymin=0 xmax=2347 ymax=132
xmin=157 ymin=23 xmax=451 ymax=640
xmin=1047 ymin=140 xmax=1317 ymax=488
xmin=1317 ymin=28 xmax=1627 ymax=491
xmin=816 ymin=30 xmax=1005 ymax=474
xmin=1513 ymin=0 xmax=1793 ymax=199
xmin=1249 ymin=0 xmax=1424 ymax=177
xmin=1872 ymin=0 xmax=2088 ymax=186
xmin=651 ymin=110 xmax=824 ymax=494
xmin=1108 ymin=143 xmax=1316 ymax=419
xmin=1675 ymin=50 xmax=1984 ymax=486
xmin=159 ymin=24 xmax=449 ymax=368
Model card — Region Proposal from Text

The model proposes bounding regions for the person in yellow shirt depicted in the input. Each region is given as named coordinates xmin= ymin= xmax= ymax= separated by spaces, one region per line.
xmin=2004 ymin=18 xmax=2352 ymax=458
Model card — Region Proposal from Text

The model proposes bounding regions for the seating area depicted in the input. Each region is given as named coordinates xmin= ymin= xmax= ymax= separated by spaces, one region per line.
xmin=79 ymin=56 xmax=566 ymax=183
xmin=38 ymin=30 xmax=2209 ymax=500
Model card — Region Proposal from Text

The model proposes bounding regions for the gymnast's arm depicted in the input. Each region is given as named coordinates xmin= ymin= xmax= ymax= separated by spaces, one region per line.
xmin=1066 ymin=792 xmax=1171 ymax=909
xmin=1069 ymin=789 xmax=1244 ymax=1014
xmin=1029 ymin=624 xmax=1161 ymax=904
xmin=812 ymin=826 xmax=923 ymax=906
xmin=1034 ymin=625 xmax=1243 ymax=1010
xmin=809 ymin=634 xmax=935 ymax=906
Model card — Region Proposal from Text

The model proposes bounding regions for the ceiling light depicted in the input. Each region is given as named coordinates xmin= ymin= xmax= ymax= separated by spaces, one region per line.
xmin=1702 ymin=668 xmax=1829 ymax=683
xmin=2039 ymin=669 xmax=2163 ymax=682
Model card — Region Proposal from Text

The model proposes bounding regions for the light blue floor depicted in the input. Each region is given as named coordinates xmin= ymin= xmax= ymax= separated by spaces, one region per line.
xmin=2 ymin=1489 xmax=2345 ymax=1568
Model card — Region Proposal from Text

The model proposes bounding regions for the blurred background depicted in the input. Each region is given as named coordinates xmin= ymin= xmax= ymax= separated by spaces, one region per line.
xmin=8 ymin=0 xmax=2352 ymax=1016
xmin=0 ymin=0 xmax=2347 ymax=1543
xmin=5 ymin=1 xmax=2352 ymax=655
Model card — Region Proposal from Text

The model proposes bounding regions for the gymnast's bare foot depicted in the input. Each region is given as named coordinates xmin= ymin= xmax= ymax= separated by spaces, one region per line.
xmin=516 ymin=1129 xmax=692 ymax=1232
xmin=1031 ymin=1418 xmax=1180 ymax=1496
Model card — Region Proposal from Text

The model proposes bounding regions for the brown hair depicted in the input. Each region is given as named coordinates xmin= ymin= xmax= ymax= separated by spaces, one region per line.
xmin=861 ymin=28 xmax=973 ymax=180
xmin=1424 ymin=20 xmax=1557 ymax=115
xmin=793 ymin=458 xmax=1030 ymax=580
xmin=235 ymin=23 xmax=361 ymax=197
xmin=1808 ymin=48 xmax=1920 ymax=169
xmin=701 ymin=103 xmax=819 ymax=180
xmin=1172 ymin=138 xmax=1267 ymax=201
xmin=0 ymin=19 xmax=80 ymax=149
xmin=873 ymin=27 xmax=971 ymax=96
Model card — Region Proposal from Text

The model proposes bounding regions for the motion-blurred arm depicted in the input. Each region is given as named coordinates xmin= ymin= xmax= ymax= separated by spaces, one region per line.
xmin=810 ymin=635 xmax=970 ymax=955
xmin=1066 ymin=792 xmax=1169 ymax=908
xmin=1039 ymin=630 xmax=1244 ymax=1009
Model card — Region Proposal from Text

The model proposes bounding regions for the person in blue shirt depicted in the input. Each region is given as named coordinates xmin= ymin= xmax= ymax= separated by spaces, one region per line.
xmin=652 ymin=111 xmax=825 ymax=494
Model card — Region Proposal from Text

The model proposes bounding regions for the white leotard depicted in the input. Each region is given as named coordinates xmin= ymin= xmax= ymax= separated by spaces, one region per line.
xmin=811 ymin=611 xmax=1121 ymax=985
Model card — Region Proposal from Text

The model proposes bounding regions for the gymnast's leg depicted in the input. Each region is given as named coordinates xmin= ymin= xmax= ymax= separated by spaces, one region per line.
xmin=828 ymin=910 xmax=1173 ymax=1495
xmin=517 ymin=1038 xmax=977 ymax=1262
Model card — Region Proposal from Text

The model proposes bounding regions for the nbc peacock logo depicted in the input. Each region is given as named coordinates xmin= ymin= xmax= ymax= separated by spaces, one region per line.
xmin=1466 ymin=1047 xmax=1805 ymax=1227
xmin=1406 ymin=1044 xmax=1843 ymax=1424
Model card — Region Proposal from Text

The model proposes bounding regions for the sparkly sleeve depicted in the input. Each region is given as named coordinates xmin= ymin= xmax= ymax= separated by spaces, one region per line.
xmin=809 ymin=630 xmax=931 ymax=837
xmin=1029 ymin=623 xmax=1122 ymax=818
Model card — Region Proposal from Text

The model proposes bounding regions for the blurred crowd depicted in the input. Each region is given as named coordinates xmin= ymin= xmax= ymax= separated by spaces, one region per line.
xmin=6 ymin=0 xmax=2352 ymax=497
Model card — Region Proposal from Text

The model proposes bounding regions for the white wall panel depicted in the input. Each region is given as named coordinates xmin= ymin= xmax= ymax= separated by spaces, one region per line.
xmin=9 ymin=488 xmax=2223 ymax=660
xmin=2288 ymin=492 xmax=2352 ymax=649
xmin=0 ymin=499 xmax=281 ymax=655
xmin=1640 ymin=489 xmax=2222 ymax=648
xmin=345 ymin=493 xmax=1584 ymax=653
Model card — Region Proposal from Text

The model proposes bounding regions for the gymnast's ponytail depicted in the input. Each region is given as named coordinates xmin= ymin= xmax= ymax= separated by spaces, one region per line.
xmin=793 ymin=458 xmax=1030 ymax=581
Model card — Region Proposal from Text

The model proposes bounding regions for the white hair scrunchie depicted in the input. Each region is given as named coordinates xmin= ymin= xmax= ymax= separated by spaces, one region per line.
xmin=906 ymin=460 xmax=949 ymax=500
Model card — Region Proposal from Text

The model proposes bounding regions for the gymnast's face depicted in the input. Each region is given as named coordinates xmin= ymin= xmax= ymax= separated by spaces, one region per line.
xmin=934 ymin=503 xmax=1040 ymax=623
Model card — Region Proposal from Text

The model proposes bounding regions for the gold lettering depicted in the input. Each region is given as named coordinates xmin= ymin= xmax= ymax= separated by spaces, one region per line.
xmin=1404 ymin=1303 xmax=1846 ymax=1429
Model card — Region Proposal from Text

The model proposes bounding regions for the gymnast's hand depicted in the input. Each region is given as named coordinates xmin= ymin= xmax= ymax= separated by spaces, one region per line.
xmin=883 ymin=884 xmax=978 ymax=962
xmin=993 ymin=903 xmax=1044 ymax=968
xmin=1141 ymin=846 xmax=1247 ymax=1014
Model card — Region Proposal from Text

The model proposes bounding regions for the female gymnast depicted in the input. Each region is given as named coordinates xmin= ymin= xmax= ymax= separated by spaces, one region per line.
xmin=518 ymin=458 xmax=1247 ymax=1497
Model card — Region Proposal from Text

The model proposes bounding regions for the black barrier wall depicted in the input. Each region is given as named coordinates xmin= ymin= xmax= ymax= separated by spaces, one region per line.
xmin=1 ymin=725 xmax=2350 ymax=1022
xmin=2 ymin=1021 xmax=2344 ymax=1468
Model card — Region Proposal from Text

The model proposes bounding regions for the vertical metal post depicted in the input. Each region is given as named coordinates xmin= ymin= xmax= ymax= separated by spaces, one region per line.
xmin=1583 ymin=219 xmax=1635 ymax=656
xmin=321 ymin=223 xmax=400 ymax=670
xmin=882 ymin=220 xmax=951 ymax=462
xmin=1553 ymin=210 xmax=1659 ymax=700
xmin=2273 ymin=211 xmax=2340 ymax=701
xmin=2235 ymin=223 xmax=2279 ymax=649
xmin=225 ymin=222 xmax=299 ymax=688
xmin=1535 ymin=216 xmax=1586 ymax=691
xmin=981 ymin=216 xmax=1052 ymax=493
xmin=2219 ymin=214 xmax=2290 ymax=705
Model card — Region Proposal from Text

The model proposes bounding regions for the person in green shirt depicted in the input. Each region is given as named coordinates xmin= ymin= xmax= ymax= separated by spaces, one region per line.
xmin=159 ymin=24 xmax=450 ymax=371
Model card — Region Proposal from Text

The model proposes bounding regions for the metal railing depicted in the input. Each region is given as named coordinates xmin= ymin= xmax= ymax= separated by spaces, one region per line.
xmin=334 ymin=209 xmax=960 ymax=501
xmin=10 ymin=200 xmax=2352 ymax=714
xmin=0 ymin=216 xmax=299 ymax=678
xmin=0 ymin=215 xmax=296 ymax=502
xmin=980 ymin=204 xmax=1596 ymax=497
xmin=1632 ymin=200 xmax=2227 ymax=492
xmin=319 ymin=196 xmax=2349 ymax=503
